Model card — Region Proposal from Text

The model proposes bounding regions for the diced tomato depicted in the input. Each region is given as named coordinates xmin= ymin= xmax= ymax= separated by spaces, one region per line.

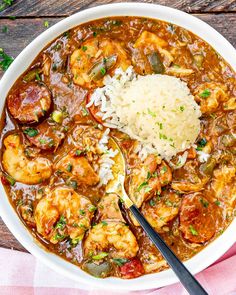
xmin=1 ymin=176 xmax=10 ymax=186
xmin=120 ymin=258 xmax=145 ymax=279
xmin=86 ymin=93 xmax=103 ymax=124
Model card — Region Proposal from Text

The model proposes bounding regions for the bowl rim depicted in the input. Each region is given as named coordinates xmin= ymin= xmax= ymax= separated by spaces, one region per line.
xmin=0 ymin=2 xmax=236 ymax=291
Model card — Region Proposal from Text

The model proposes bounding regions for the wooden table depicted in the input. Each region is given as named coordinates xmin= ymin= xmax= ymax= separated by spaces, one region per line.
xmin=0 ymin=0 xmax=235 ymax=253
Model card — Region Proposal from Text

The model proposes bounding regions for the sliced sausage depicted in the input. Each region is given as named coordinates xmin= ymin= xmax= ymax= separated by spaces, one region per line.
xmin=7 ymin=82 xmax=51 ymax=123
xmin=179 ymin=193 xmax=217 ymax=243
xmin=23 ymin=120 xmax=65 ymax=151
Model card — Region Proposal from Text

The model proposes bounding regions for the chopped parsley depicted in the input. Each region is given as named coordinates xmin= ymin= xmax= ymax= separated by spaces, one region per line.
xmin=189 ymin=225 xmax=198 ymax=236
xmin=180 ymin=106 xmax=185 ymax=112
xmin=100 ymin=67 xmax=106 ymax=76
xmin=54 ymin=233 xmax=65 ymax=240
xmin=200 ymin=89 xmax=211 ymax=98
xmin=165 ymin=200 xmax=173 ymax=207
xmin=55 ymin=216 xmax=66 ymax=229
xmin=101 ymin=220 xmax=108 ymax=226
xmin=68 ymin=180 xmax=78 ymax=190
xmin=200 ymin=198 xmax=209 ymax=208
xmin=38 ymin=138 xmax=47 ymax=144
xmin=67 ymin=163 xmax=73 ymax=172
xmin=79 ymin=209 xmax=85 ymax=216
xmin=2 ymin=25 xmax=8 ymax=33
xmin=196 ymin=138 xmax=207 ymax=151
xmin=81 ymin=107 xmax=89 ymax=117
xmin=147 ymin=108 xmax=156 ymax=118
xmin=215 ymin=200 xmax=221 ymax=206
xmin=75 ymin=150 xmax=83 ymax=156
xmin=160 ymin=166 xmax=167 ymax=174
xmin=23 ymin=128 xmax=39 ymax=137
xmin=0 ymin=0 xmax=14 ymax=11
xmin=159 ymin=133 xmax=167 ymax=140
xmin=44 ymin=21 xmax=49 ymax=28
xmin=149 ymin=199 xmax=156 ymax=206
xmin=0 ymin=48 xmax=14 ymax=71
xmin=81 ymin=45 xmax=87 ymax=52
xmin=35 ymin=72 xmax=41 ymax=81
xmin=113 ymin=258 xmax=129 ymax=266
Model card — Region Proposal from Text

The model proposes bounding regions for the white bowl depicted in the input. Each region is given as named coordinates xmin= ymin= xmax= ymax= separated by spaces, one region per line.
xmin=0 ymin=3 xmax=236 ymax=291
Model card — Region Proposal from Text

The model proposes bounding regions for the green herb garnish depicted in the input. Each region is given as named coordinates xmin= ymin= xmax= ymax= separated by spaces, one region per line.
xmin=92 ymin=252 xmax=108 ymax=260
xmin=67 ymin=163 xmax=73 ymax=172
xmin=200 ymin=198 xmax=209 ymax=208
xmin=0 ymin=48 xmax=14 ymax=71
xmin=44 ymin=21 xmax=49 ymax=28
xmin=101 ymin=220 xmax=108 ymax=226
xmin=81 ymin=107 xmax=89 ymax=117
xmin=137 ymin=181 xmax=148 ymax=192
xmin=113 ymin=258 xmax=129 ymax=266
xmin=189 ymin=225 xmax=198 ymax=236
xmin=79 ymin=209 xmax=85 ymax=216
xmin=100 ymin=67 xmax=106 ymax=76
xmin=55 ymin=216 xmax=66 ymax=229
xmin=23 ymin=128 xmax=39 ymax=137
xmin=81 ymin=45 xmax=87 ymax=52
xmin=200 ymin=89 xmax=211 ymax=98
xmin=149 ymin=199 xmax=156 ymax=206
xmin=88 ymin=205 xmax=97 ymax=212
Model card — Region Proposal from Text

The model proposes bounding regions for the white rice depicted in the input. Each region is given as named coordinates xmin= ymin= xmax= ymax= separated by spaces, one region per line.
xmin=97 ymin=128 xmax=118 ymax=186
xmin=88 ymin=67 xmax=201 ymax=161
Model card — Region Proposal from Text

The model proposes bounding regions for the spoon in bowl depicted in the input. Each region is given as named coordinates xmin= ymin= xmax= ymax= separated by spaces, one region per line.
xmin=106 ymin=137 xmax=208 ymax=295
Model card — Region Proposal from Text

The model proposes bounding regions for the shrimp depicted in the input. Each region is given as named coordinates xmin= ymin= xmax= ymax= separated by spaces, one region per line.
xmin=194 ymin=82 xmax=228 ymax=114
xmin=54 ymin=154 xmax=99 ymax=186
xmin=35 ymin=187 xmax=95 ymax=244
xmin=97 ymin=194 xmax=124 ymax=222
xmin=128 ymin=154 xmax=162 ymax=208
xmin=142 ymin=191 xmax=181 ymax=232
xmin=70 ymin=38 xmax=131 ymax=88
xmin=2 ymin=134 xmax=52 ymax=185
xmin=84 ymin=221 xmax=139 ymax=258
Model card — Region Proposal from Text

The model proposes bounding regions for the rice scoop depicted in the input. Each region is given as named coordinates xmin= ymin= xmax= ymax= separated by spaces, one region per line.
xmin=88 ymin=68 xmax=202 ymax=160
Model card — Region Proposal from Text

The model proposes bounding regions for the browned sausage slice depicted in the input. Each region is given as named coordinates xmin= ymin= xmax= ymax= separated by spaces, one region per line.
xmin=23 ymin=120 xmax=65 ymax=151
xmin=7 ymin=82 xmax=51 ymax=123
xmin=179 ymin=193 xmax=217 ymax=244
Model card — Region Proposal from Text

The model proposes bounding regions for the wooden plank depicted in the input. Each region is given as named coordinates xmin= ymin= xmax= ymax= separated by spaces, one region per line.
xmin=0 ymin=0 xmax=235 ymax=17
xmin=0 ymin=218 xmax=26 ymax=251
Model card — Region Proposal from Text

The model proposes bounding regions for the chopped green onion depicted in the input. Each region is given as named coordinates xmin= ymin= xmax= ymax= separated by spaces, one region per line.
xmin=92 ymin=252 xmax=108 ymax=260
xmin=137 ymin=181 xmax=148 ymax=192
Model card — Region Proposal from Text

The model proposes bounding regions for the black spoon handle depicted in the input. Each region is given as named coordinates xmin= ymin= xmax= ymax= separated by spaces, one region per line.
xmin=129 ymin=204 xmax=208 ymax=295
